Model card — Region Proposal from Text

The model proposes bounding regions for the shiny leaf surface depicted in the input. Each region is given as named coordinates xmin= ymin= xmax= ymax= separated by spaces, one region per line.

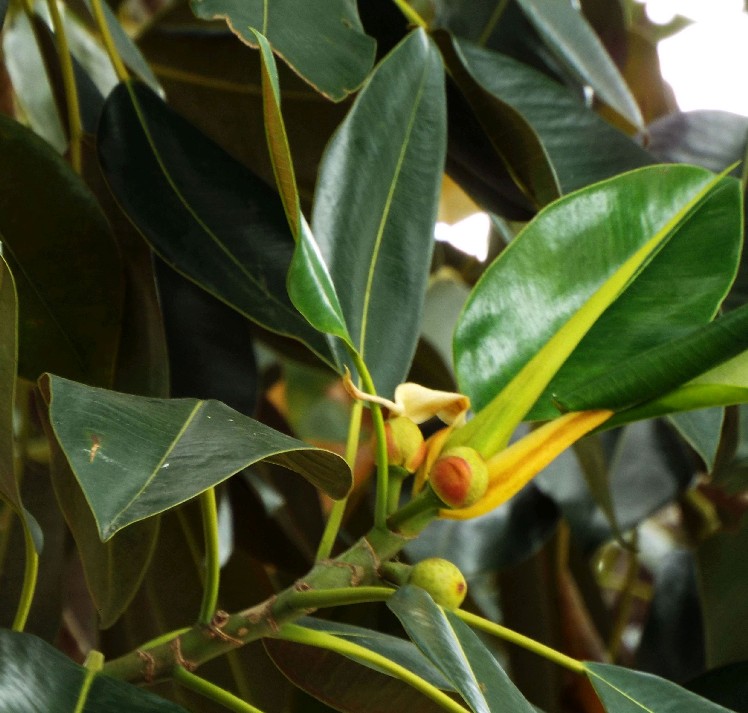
xmin=388 ymin=586 xmax=536 ymax=712
xmin=585 ymin=661 xmax=736 ymax=712
xmin=0 ymin=629 xmax=188 ymax=712
xmin=97 ymin=81 xmax=335 ymax=366
xmin=514 ymin=0 xmax=643 ymax=129
xmin=45 ymin=374 xmax=351 ymax=540
xmin=454 ymin=166 xmax=738 ymax=455
xmin=313 ymin=29 xmax=446 ymax=397
xmin=190 ymin=0 xmax=375 ymax=101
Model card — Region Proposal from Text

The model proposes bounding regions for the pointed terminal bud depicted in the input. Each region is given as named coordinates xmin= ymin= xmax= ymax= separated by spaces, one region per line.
xmin=385 ymin=416 xmax=427 ymax=473
xmin=429 ymin=446 xmax=488 ymax=509
xmin=409 ymin=558 xmax=467 ymax=609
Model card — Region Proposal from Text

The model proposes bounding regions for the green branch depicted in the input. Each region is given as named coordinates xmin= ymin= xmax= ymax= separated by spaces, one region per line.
xmin=198 ymin=488 xmax=221 ymax=625
xmin=11 ymin=516 xmax=39 ymax=632
xmin=454 ymin=609 xmax=586 ymax=675
xmin=277 ymin=624 xmax=469 ymax=713
xmin=90 ymin=0 xmax=129 ymax=82
xmin=174 ymin=666 xmax=266 ymax=713
xmin=390 ymin=0 xmax=429 ymax=29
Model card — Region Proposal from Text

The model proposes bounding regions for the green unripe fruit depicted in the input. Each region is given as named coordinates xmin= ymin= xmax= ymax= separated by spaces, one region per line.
xmin=385 ymin=416 xmax=427 ymax=473
xmin=428 ymin=446 xmax=488 ymax=509
xmin=409 ymin=557 xmax=467 ymax=609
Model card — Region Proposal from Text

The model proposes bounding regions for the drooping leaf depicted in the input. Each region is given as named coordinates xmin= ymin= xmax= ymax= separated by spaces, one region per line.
xmin=0 ymin=629 xmax=188 ymax=712
xmin=79 ymin=0 xmax=161 ymax=93
xmin=44 ymin=374 xmax=351 ymax=540
xmin=388 ymin=585 xmax=537 ymax=713
xmin=514 ymin=0 xmax=643 ymax=130
xmin=453 ymin=166 xmax=739 ymax=455
xmin=556 ymin=301 xmax=748 ymax=413
xmin=312 ymin=29 xmax=447 ymax=397
xmin=666 ymin=409 xmax=725 ymax=471
xmin=190 ymin=0 xmax=375 ymax=101
xmin=447 ymin=36 xmax=652 ymax=196
xmin=97 ymin=80 xmax=335 ymax=367
xmin=39 ymin=377 xmax=159 ymax=628
xmin=251 ymin=29 xmax=352 ymax=347
xmin=585 ymin=661 xmax=737 ymax=712
xmin=0 ymin=113 xmax=122 ymax=386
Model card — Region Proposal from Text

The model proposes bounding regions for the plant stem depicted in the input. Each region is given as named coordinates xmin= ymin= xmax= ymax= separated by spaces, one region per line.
xmin=390 ymin=0 xmax=429 ymax=29
xmin=277 ymin=624 xmax=469 ymax=713
xmin=173 ymin=666 xmax=266 ymax=713
xmin=454 ymin=609 xmax=586 ymax=675
xmin=607 ymin=531 xmax=639 ymax=661
xmin=317 ymin=400 xmax=363 ymax=560
xmin=286 ymin=586 xmax=395 ymax=610
xmin=72 ymin=650 xmax=104 ymax=713
xmin=198 ymin=488 xmax=221 ymax=625
xmin=45 ymin=0 xmax=82 ymax=173
xmin=90 ymin=0 xmax=129 ymax=82
xmin=11 ymin=517 xmax=39 ymax=631
xmin=351 ymin=352 xmax=389 ymax=531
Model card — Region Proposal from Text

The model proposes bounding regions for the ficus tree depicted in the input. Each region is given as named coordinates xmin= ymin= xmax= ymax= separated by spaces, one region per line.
xmin=1 ymin=0 xmax=748 ymax=711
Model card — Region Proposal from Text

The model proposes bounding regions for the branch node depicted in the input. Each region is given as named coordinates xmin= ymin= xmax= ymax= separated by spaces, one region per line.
xmin=320 ymin=558 xmax=365 ymax=586
xmin=136 ymin=649 xmax=156 ymax=683
xmin=205 ymin=609 xmax=244 ymax=647
xmin=170 ymin=637 xmax=197 ymax=672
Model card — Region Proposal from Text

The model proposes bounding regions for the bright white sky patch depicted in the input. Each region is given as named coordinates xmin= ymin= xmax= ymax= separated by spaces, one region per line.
xmin=646 ymin=0 xmax=748 ymax=116
xmin=435 ymin=213 xmax=490 ymax=262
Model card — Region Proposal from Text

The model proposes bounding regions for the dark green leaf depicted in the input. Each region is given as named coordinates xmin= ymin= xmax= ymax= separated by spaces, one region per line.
xmin=514 ymin=0 xmax=643 ymax=129
xmin=454 ymin=166 xmax=740 ymax=422
xmin=0 ymin=629 xmax=188 ymax=712
xmin=251 ymin=29 xmax=352 ymax=347
xmin=688 ymin=662 xmax=748 ymax=713
xmin=388 ymin=585 xmax=536 ymax=713
xmin=312 ymin=29 xmax=447 ymax=397
xmin=667 ymin=408 xmax=725 ymax=471
xmin=264 ymin=635 xmax=448 ymax=713
xmin=585 ymin=661 xmax=737 ymax=712
xmin=557 ymin=302 xmax=748 ymax=413
xmin=452 ymin=38 xmax=652 ymax=195
xmin=190 ymin=0 xmax=375 ymax=101
xmin=97 ymin=80 xmax=335 ymax=366
xmin=697 ymin=517 xmax=748 ymax=668
xmin=45 ymin=374 xmax=351 ymax=540
xmin=39 ymin=381 xmax=158 ymax=628
xmin=297 ymin=616 xmax=453 ymax=690
xmin=0 ymin=113 xmax=122 ymax=386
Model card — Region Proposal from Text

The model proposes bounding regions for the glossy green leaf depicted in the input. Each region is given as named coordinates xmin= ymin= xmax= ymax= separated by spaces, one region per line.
xmin=0 ymin=629 xmax=188 ymax=712
xmin=0 ymin=114 xmax=122 ymax=387
xmin=667 ymin=409 xmax=725 ymax=471
xmin=451 ymin=38 xmax=652 ymax=195
xmin=45 ymin=374 xmax=351 ymax=540
xmin=312 ymin=29 xmax=447 ymax=397
xmin=557 ymin=302 xmax=748 ymax=413
xmin=388 ymin=586 xmax=536 ymax=713
xmin=190 ymin=0 xmax=375 ymax=101
xmin=297 ymin=616 xmax=453 ymax=690
xmin=453 ymin=166 xmax=738 ymax=455
xmin=585 ymin=661 xmax=737 ymax=712
xmin=97 ymin=80 xmax=335 ymax=367
xmin=614 ymin=349 xmax=748 ymax=424
xmin=435 ymin=32 xmax=560 ymax=208
xmin=252 ymin=29 xmax=352 ymax=347
xmin=514 ymin=0 xmax=643 ymax=130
